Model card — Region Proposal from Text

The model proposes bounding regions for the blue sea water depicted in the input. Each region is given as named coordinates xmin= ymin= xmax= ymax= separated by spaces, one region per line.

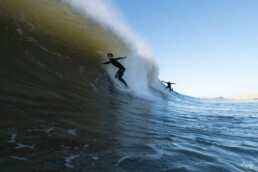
xmin=1 ymin=88 xmax=258 ymax=171
xmin=107 ymin=94 xmax=258 ymax=171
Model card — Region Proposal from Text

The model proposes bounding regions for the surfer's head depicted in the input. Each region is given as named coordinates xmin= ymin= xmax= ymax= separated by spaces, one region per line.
xmin=107 ymin=53 xmax=113 ymax=59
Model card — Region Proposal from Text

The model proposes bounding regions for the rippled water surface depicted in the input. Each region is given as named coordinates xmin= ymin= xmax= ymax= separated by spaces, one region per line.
xmin=1 ymin=92 xmax=258 ymax=172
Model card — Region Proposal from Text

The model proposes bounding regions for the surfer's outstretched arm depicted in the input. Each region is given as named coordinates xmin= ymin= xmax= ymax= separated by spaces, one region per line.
xmin=114 ymin=56 xmax=127 ymax=60
xmin=103 ymin=61 xmax=111 ymax=64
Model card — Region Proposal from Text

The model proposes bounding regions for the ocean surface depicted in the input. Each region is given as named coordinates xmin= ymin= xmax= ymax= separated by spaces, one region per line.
xmin=1 ymin=1 xmax=258 ymax=171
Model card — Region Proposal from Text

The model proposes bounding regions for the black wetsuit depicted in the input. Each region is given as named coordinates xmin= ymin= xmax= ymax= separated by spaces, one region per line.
xmin=103 ymin=57 xmax=128 ymax=87
xmin=166 ymin=82 xmax=172 ymax=92
xmin=163 ymin=82 xmax=175 ymax=92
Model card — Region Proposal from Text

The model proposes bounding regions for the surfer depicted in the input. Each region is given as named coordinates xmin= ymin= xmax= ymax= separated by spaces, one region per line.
xmin=103 ymin=53 xmax=128 ymax=88
xmin=162 ymin=81 xmax=175 ymax=92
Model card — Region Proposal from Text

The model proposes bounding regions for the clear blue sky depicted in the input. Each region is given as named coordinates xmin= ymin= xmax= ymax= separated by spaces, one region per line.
xmin=111 ymin=0 xmax=258 ymax=97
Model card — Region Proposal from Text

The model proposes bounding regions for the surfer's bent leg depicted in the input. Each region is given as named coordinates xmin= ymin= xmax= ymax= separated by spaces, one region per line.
xmin=117 ymin=68 xmax=127 ymax=87
xmin=115 ymin=72 xmax=118 ymax=78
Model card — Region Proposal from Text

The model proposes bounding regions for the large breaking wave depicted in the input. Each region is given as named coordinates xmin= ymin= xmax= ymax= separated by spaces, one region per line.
xmin=0 ymin=0 xmax=165 ymax=100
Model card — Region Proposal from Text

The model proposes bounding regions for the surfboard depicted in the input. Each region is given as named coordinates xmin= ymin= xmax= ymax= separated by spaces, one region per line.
xmin=114 ymin=82 xmax=131 ymax=93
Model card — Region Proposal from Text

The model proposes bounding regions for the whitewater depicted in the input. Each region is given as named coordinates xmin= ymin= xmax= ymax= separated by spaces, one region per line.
xmin=0 ymin=0 xmax=258 ymax=171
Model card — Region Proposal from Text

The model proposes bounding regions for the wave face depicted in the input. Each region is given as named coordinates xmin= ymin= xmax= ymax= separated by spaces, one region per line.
xmin=1 ymin=1 xmax=258 ymax=171
xmin=0 ymin=0 xmax=161 ymax=99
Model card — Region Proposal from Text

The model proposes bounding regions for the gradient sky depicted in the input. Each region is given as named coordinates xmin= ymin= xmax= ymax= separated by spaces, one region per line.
xmin=111 ymin=0 xmax=258 ymax=97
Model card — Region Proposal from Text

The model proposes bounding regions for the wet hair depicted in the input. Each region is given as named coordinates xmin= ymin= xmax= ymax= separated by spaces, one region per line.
xmin=107 ymin=53 xmax=113 ymax=57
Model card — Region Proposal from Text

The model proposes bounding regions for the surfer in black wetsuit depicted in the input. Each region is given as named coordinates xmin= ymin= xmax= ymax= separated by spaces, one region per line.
xmin=162 ymin=81 xmax=175 ymax=92
xmin=103 ymin=53 xmax=128 ymax=88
